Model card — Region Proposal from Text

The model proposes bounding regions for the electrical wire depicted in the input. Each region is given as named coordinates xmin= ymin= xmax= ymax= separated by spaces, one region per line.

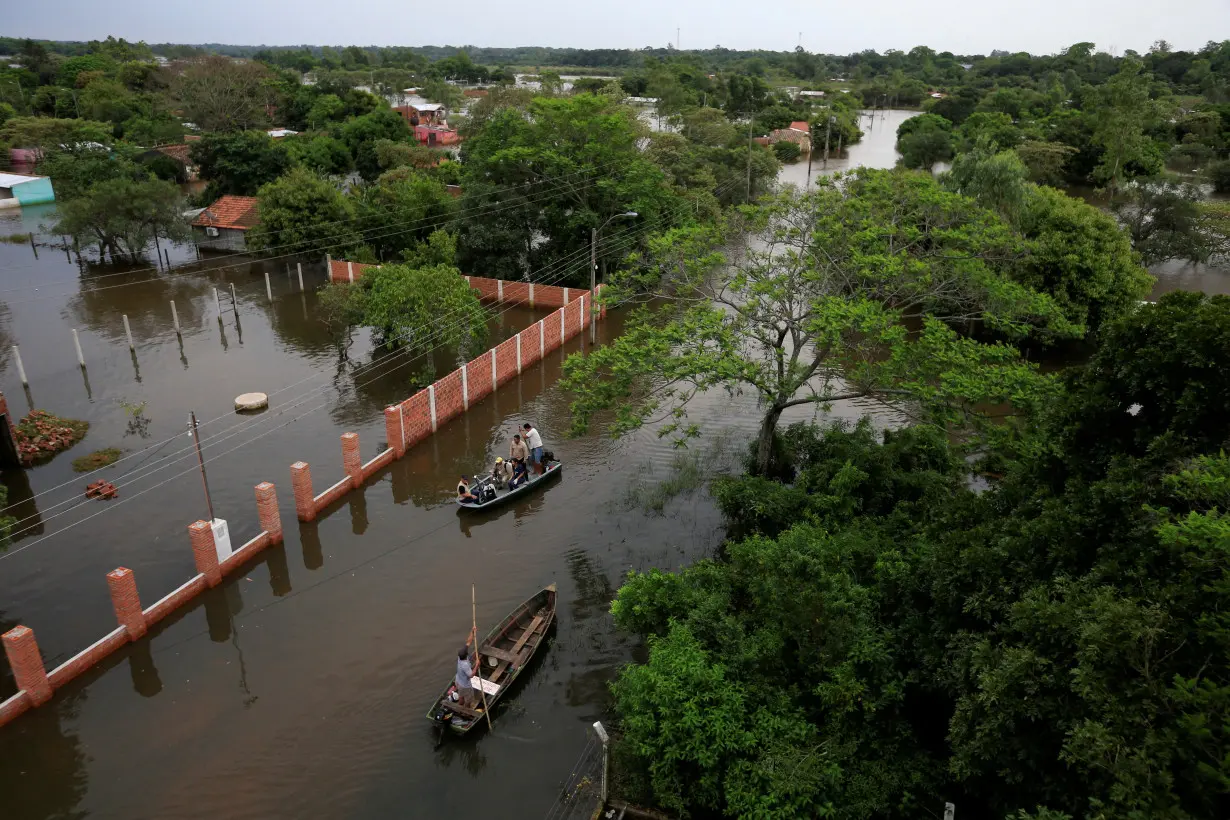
xmin=0 ymin=155 xmax=632 ymax=288
xmin=0 ymin=179 xmax=738 ymax=556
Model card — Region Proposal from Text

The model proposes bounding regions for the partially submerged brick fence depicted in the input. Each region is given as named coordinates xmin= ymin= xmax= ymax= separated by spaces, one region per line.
xmin=0 ymin=278 xmax=605 ymax=729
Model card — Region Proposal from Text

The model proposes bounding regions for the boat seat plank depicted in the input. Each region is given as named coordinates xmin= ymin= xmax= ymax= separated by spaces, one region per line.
xmin=509 ymin=615 xmax=545 ymax=654
xmin=440 ymin=699 xmax=482 ymax=719
xmin=480 ymin=645 xmax=521 ymax=664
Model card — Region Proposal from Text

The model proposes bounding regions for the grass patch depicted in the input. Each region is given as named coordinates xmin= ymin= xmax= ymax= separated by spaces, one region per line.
xmin=15 ymin=410 xmax=90 ymax=466
xmin=0 ymin=233 xmax=32 ymax=245
xmin=622 ymin=431 xmax=736 ymax=514
xmin=72 ymin=447 xmax=122 ymax=473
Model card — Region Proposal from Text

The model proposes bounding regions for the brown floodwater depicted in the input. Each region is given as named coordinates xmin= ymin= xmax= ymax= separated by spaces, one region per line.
xmin=0 ymin=113 xmax=1225 ymax=819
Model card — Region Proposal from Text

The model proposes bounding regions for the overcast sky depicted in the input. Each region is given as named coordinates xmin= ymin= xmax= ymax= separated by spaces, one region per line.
xmin=6 ymin=0 xmax=1228 ymax=56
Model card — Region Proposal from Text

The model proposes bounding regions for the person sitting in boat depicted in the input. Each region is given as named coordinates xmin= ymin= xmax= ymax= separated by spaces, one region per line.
xmin=509 ymin=457 xmax=529 ymax=489
xmin=457 ymin=475 xmax=482 ymax=504
xmin=509 ymin=433 xmax=529 ymax=464
xmin=490 ymin=457 xmax=510 ymax=489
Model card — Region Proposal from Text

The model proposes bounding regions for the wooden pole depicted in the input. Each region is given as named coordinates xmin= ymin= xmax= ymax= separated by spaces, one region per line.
xmin=472 ymin=583 xmax=493 ymax=730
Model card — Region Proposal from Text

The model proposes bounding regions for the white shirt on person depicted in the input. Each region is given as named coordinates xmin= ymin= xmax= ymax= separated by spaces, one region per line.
xmin=524 ymin=427 xmax=543 ymax=449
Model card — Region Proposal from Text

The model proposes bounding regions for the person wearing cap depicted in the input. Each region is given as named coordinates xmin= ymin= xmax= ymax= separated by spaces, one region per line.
xmin=457 ymin=475 xmax=481 ymax=504
xmin=490 ymin=456 xmax=510 ymax=488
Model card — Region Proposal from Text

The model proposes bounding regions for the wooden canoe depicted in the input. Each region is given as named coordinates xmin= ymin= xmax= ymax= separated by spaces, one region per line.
xmin=426 ymin=584 xmax=557 ymax=735
xmin=455 ymin=460 xmax=562 ymax=512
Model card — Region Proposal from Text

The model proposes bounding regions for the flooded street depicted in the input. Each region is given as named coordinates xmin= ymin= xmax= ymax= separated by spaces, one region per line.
xmin=0 ymin=108 xmax=1226 ymax=820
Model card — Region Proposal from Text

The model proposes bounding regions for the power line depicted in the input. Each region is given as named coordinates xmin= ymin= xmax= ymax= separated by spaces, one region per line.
xmin=0 ymin=180 xmax=735 ymax=557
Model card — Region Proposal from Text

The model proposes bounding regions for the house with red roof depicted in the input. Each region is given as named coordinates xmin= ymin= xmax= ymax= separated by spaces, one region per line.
xmin=191 ymin=195 xmax=260 ymax=252
xmin=768 ymin=120 xmax=812 ymax=154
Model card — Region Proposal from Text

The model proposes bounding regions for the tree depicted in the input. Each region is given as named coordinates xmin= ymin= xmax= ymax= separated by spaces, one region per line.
xmin=319 ymin=259 xmax=488 ymax=356
xmin=247 ymin=166 xmax=359 ymax=256
xmin=190 ymin=131 xmax=290 ymax=198
xmin=943 ymin=139 xmax=1030 ymax=225
xmin=284 ymin=133 xmax=352 ymax=176
xmin=1208 ymin=158 xmax=1230 ymax=193
xmin=340 ymin=108 xmax=411 ymax=181
xmin=563 ymin=171 xmax=1073 ymax=475
xmin=51 ymin=176 xmax=188 ymax=263
xmin=458 ymin=93 xmax=682 ymax=284
xmin=1089 ymin=60 xmax=1156 ymax=191
xmin=0 ymin=116 xmax=112 ymax=154
xmin=351 ymin=167 xmax=459 ymax=260
xmin=1015 ymin=185 xmax=1154 ymax=333
xmin=896 ymin=113 xmax=954 ymax=170
xmin=1016 ymin=141 xmax=1079 ymax=186
xmin=173 ymin=56 xmax=275 ymax=132
xmin=1111 ymin=177 xmax=1218 ymax=265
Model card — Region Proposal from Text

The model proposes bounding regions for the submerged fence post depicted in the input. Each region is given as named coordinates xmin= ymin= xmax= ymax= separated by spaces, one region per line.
xmin=297 ymin=263 xmax=305 ymax=292
xmin=264 ymin=270 xmax=273 ymax=302
xmin=71 ymin=329 xmax=85 ymax=367
xmin=12 ymin=346 xmax=28 ymax=386
xmin=255 ymin=481 xmax=282 ymax=544
xmin=170 ymin=301 xmax=181 ymax=337
xmin=122 ymin=315 xmax=134 ymax=351
xmin=341 ymin=432 xmax=362 ymax=489
xmin=106 ymin=567 xmax=146 ymax=640
xmin=291 ymin=461 xmax=316 ymax=522
xmin=189 ymin=520 xmax=221 ymax=588
xmin=593 ymin=721 xmax=610 ymax=806
xmin=229 ymin=283 xmax=238 ymax=313
xmin=214 ymin=287 xmax=222 ymax=317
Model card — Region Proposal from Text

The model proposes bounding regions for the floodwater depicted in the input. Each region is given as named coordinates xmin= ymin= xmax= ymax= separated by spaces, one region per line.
xmin=0 ymin=201 xmax=863 ymax=819
xmin=0 ymin=110 xmax=1225 ymax=820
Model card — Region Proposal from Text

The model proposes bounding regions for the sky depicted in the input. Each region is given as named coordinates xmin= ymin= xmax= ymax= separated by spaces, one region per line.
xmin=6 ymin=0 xmax=1229 ymax=56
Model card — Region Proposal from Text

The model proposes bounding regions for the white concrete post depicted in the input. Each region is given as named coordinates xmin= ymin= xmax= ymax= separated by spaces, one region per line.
xmin=515 ymin=334 xmax=522 ymax=374
xmin=297 ymin=263 xmax=305 ymax=292
xmin=490 ymin=348 xmax=498 ymax=391
xmin=538 ymin=319 xmax=545 ymax=358
xmin=397 ymin=404 xmax=406 ymax=451
xmin=71 ymin=329 xmax=85 ymax=367
xmin=326 ymin=254 xmax=332 ymax=281
xmin=170 ymin=300 xmax=181 ymax=336
xmin=461 ymin=365 xmax=469 ymax=410
xmin=264 ymin=270 xmax=273 ymax=302
xmin=12 ymin=346 xmax=27 ymax=386
xmin=563 ymin=286 xmax=570 ymax=305
xmin=528 ymin=282 xmax=535 ymax=308
xmin=560 ymin=306 xmax=566 ymax=344
xmin=497 ymin=279 xmax=504 ymax=303
xmin=347 ymin=261 xmax=354 ymax=284
xmin=214 ymin=287 xmax=221 ymax=317
xmin=465 ymin=275 xmax=471 ymax=286
xmin=229 ymin=282 xmax=238 ymax=313
xmin=594 ymin=721 xmax=610 ymax=805
xmin=122 ymin=315 xmax=134 ymax=350
xmin=427 ymin=384 xmax=438 ymax=433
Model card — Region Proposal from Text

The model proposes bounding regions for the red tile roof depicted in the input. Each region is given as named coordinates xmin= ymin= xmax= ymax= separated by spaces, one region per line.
xmin=789 ymin=121 xmax=810 ymax=133
xmin=193 ymin=196 xmax=260 ymax=231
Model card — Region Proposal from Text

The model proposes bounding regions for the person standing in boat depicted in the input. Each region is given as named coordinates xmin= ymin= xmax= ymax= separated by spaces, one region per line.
xmin=509 ymin=433 xmax=529 ymax=464
xmin=522 ymin=423 xmax=544 ymax=473
xmin=456 ymin=632 xmax=479 ymax=708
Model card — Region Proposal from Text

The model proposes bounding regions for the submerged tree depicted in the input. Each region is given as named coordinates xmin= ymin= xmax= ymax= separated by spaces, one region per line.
xmin=51 ymin=176 xmax=188 ymax=264
xmin=563 ymin=170 xmax=1075 ymax=474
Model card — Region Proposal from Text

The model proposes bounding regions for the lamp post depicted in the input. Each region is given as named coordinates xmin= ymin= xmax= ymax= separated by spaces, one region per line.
xmin=591 ymin=211 xmax=638 ymax=343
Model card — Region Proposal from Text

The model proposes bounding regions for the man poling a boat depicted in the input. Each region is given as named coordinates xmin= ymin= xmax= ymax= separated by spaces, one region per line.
xmin=522 ymin=423 xmax=544 ymax=473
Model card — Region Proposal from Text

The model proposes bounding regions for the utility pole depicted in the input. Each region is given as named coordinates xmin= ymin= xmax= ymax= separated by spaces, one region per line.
xmin=823 ymin=115 xmax=833 ymax=169
xmin=746 ymin=115 xmax=754 ymax=203
xmin=189 ymin=411 xmax=216 ymax=522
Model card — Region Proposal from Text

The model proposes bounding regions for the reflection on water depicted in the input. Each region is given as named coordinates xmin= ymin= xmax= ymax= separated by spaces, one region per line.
xmin=777 ymin=108 xmax=918 ymax=190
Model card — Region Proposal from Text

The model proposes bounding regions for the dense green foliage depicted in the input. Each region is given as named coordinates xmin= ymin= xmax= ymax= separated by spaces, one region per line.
xmin=247 ymin=166 xmax=359 ymax=255
xmin=562 ymin=169 xmax=1076 ymax=475
xmin=609 ymin=292 xmax=1230 ymax=819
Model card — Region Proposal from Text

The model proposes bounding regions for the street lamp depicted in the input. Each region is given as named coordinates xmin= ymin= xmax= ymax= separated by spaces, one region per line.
xmin=590 ymin=211 xmax=638 ymax=342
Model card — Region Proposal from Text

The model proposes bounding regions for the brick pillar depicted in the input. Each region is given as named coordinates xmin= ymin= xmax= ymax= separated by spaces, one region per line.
xmin=291 ymin=461 xmax=315 ymax=522
xmin=3 ymin=626 xmax=52 ymax=706
xmin=106 ymin=567 xmax=146 ymax=640
xmin=255 ymin=482 xmax=282 ymax=544
xmin=385 ymin=406 xmax=406 ymax=458
xmin=342 ymin=432 xmax=362 ymax=489
xmin=189 ymin=520 xmax=221 ymax=587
